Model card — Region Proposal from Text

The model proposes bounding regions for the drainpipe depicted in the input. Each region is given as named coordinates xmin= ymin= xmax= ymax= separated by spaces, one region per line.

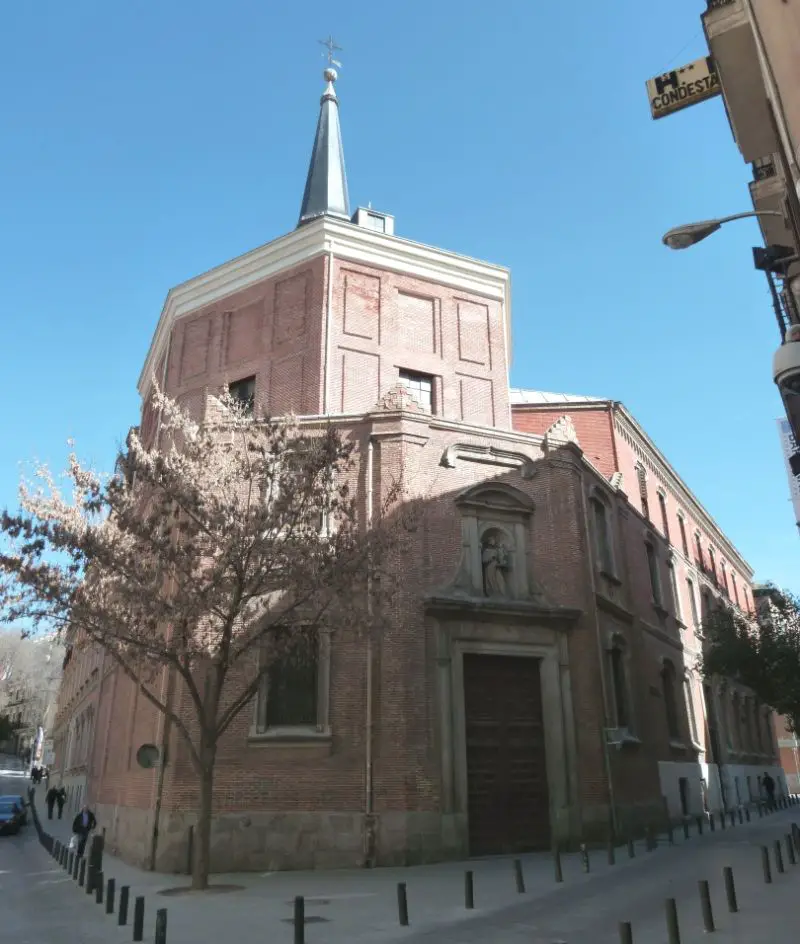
xmin=578 ymin=474 xmax=619 ymax=840
xmin=363 ymin=435 xmax=375 ymax=865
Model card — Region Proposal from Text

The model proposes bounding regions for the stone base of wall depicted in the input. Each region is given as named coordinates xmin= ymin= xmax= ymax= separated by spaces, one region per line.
xmin=97 ymin=806 xmax=469 ymax=875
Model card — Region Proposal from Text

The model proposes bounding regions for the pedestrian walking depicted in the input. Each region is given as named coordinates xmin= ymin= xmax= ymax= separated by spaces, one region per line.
xmin=71 ymin=804 xmax=97 ymax=858
xmin=763 ymin=771 xmax=776 ymax=810
xmin=45 ymin=785 xmax=58 ymax=820
xmin=55 ymin=786 xmax=66 ymax=819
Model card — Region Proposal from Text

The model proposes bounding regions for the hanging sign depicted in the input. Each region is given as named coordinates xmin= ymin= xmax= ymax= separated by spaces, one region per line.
xmin=646 ymin=56 xmax=721 ymax=120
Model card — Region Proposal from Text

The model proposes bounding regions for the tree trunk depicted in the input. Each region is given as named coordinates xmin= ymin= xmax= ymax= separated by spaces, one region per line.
xmin=192 ymin=743 xmax=216 ymax=891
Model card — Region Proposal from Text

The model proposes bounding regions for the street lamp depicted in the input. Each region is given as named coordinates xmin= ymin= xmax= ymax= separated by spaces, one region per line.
xmin=662 ymin=210 xmax=784 ymax=250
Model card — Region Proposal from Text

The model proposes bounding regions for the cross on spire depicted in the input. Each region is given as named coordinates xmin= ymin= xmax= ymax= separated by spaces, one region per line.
xmin=319 ymin=35 xmax=342 ymax=67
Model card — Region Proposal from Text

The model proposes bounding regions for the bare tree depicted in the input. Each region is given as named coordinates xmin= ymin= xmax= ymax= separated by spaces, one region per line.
xmin=0 ymin=388 xmax=406 ymax=889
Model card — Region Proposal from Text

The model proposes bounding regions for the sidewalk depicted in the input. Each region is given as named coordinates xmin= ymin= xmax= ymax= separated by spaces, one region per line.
xmin=32 ymin=787 xmax=800 ymax=944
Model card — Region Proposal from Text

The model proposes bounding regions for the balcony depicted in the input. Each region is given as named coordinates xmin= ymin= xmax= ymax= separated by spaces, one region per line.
xmin=703 ymin=0 xmax=777 ymax=162
xmin=774 ymin=325 xmax=800 ymax=442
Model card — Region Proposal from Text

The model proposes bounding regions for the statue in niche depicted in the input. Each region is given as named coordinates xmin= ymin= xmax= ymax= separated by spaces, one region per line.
xmin=481 ymin=534 xmax=511 ymax=597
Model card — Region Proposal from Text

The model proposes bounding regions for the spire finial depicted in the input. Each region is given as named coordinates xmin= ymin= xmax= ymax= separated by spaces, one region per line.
xmin=319 ymin=35 xmax=343 ymax=67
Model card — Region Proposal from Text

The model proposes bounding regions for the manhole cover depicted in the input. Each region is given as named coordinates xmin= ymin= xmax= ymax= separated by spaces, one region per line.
xmin=281 ymin=916 xmax=329 ymax=925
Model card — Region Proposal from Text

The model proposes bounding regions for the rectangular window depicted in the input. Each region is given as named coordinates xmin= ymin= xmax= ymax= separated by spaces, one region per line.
xmin=592 ymin=498 xmax=614 ymax=574
xmin=229 ymin=375 xmax=256 ymax=413
xmin=678 ymin=515 xmax=689 ymax=557
xmin=721 ymin=563 xmax=729 ymax=596
xmin=257 ymin=630 xmax=319 ymax=730
xmin=646 ymin=543 xmax=662 ymax=604
xmin=398 ymin=370 xmax=434 ymax=413
xmin=609 ymin=646 xmax=629 ymax=728
xmin=658 ymin=493 xmax=670 ymax=541
xmin=732 ymin=573 xmax=740 ymax=607
xmin=668 ymin=562 xmax=682 ymax=620
xmin=687 ymin=577 xmax=699 ymax=629
xmin=708 ymin=547 xmax=717 ymax=583
xmin=695 ymin=533 xmax=704 ymax=570
xmin=684 ymin=677 xmax=699 ymax=743
xmin=636 ymin=464 xmax=650 ymax=520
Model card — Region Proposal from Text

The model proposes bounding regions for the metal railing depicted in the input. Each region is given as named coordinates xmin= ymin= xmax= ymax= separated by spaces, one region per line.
xmin=752 ymin=156 xmax=777 ymax=182
xmin=706 ymin=0 xmax=736 ymax=9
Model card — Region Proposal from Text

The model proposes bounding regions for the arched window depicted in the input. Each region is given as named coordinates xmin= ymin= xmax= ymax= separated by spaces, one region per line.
xmin=608 ymin=639 xmax=629 ymax=729
xmin=668 ymin=560 xmax=682 ymax=620
xmin=662 ymin=660 xmax=680 ymax=740
xmin=695 ymin=532 xmax=704 ymax=569
xmin=721 ymin=562 xmax=729 ymax=597
xmin=636 ymin=463 xmax=650 ymax=520
xmin=590 ymin=496 xmax=615 ymax=574
xmin=686 ymin=577 xmax=699 ymax=629
xmin=708 ymin=547 xmax=717 ymax=582
xmin=732 ymin=572 xmax=740 ymax=607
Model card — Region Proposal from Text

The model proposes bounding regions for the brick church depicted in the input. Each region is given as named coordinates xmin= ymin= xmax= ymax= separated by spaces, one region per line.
xmin=53 ymin=65 xmax=785 ymax=873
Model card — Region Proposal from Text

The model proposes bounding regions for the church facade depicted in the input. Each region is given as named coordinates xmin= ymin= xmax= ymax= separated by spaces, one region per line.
xmin=52 ymin=66 xmax=783 ymax=873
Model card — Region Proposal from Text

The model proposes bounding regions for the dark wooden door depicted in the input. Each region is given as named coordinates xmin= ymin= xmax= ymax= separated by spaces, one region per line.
xmin=463 ymin=653 xmax=550 ymax=855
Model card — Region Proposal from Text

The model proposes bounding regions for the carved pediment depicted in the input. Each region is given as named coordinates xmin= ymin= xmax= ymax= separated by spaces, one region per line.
xmin=454 ymin=482 xmax=535 ymax=515
xmin=609 ymin=471 xmax=624 ymax=490
xmin=373 ymin=384 xmax=427 ymax=414
xmin=543 ymin=415 xmax=580 ymax=450
xmin=440 ymin=443 xmax=538 ymax=479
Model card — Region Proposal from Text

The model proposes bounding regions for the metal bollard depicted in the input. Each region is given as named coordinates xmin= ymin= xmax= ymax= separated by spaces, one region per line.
xmin=665 ymin=897 xmax=681 ymax=944
xmin=738 ymin=808 xmax=743 ymax=825
xmin=155 ymin=908 xmax=167 ymax=944
xmin=758 ymin=803 xmax=764 ymax=818
xmin=53 ymin=839 xmax=60 ymax=860
xmin=745 ymin=807 xmax=751 ymax=822
xmin=762 ymin=845 xmax=773 ymax=883
xmin=696 ymin=815 xmax=704 ymax=835
xmin=723 ymin=866 xmax=738 ymax=913
xmin=106 ymin=877 xmax=115 ymax=916
xmin=619 ymin=921 xmax=633 ymax=944
xmin=85 ymin=865 xmax=94 ymax=895
xmin=786 ymin=834 xmax=797 ymax=866
xmin=78 ymin=858 xmax=86 ymax=887
xmin=95 ymin=871 xmax=103 ymax=904
xmin=513 ymin=858 xmax=525 ymax=892
xmin=698 ymin=879 xmax=715 ymax=932
xmin=553 ymin=846 xmax=563 ymax=882
xmin=132 ymin=896 xmax=145 ymax=942
xmin=730 ymin=810 xmax=736 ymax=828
xmin=293 ymin=896 xmax=304 ymax=944
xmin=71 ymin=852 xmax=78 ymax=879
xmin=186 ymin=824 xmax=194 ymax=877
xmin=580 ymin=843 xmax=590 ymax=872
xmin=774 ymin=838 xmax=785 ymax=874
xmin=627 ymin=837 xmax=635 ymax=859
xmin=118 ymin=885 xmax=130 ymax=926
xmin=683 ymin=819 xmax=690 ymax=840
xmin=397 ymin=882 xmax=409 ymax=926
xmin=464 ymin=870 xmax=474 ymax=909
xmin=709 ymin=813 xmax=716 ymax=832
xmin=607 ymin=839 xmax=616 ymax=865
xmin=646 ymin=828 xmax=656 ymax=851
xmin=666 ymin=821 xmax=674 ymax=845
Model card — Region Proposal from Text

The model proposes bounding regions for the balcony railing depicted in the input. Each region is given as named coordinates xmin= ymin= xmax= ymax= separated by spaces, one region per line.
xmin=706 ymin=0 xmax=736 ymax=8
xmin=752 ymin=155 xmax=777 ymax=182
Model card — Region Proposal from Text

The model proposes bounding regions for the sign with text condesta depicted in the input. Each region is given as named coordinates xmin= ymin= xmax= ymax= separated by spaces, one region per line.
xmin=646 ymin=56 xmax=721 ymax=120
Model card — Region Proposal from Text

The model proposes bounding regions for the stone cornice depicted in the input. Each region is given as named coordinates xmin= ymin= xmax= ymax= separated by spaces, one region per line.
xmin=138 ymin=217 xmax=511 ymax=396
xmin=425 ymin=593 xmax=582 ymax=625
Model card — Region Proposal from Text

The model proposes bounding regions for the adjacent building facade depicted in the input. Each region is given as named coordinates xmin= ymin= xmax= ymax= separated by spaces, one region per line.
xmin=53 ymin=65 xmax=781 ymax=874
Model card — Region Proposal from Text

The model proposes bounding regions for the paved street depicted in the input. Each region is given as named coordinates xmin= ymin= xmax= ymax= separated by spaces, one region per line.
xmin=0 ymin=763 xmax=130 ymax=943
xmin=20 ymin=775 xmax=800 ymax=944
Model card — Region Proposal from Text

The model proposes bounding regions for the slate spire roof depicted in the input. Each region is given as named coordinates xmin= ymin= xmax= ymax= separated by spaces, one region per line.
xmin=298 ymin=66 xmax=350 ymax=227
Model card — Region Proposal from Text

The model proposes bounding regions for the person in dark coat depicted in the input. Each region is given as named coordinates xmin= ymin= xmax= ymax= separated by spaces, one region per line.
xmin=71 ymin=805 xmax=97 ymax=858
xmin=45 ymin=785 xmax=58 ymax=820
xmin=55 ymin=786 xmax=66 ymax=819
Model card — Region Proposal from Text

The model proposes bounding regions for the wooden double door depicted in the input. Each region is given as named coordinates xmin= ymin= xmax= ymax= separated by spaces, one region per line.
xmin=463 ymin=652 xmax=551 ymax=855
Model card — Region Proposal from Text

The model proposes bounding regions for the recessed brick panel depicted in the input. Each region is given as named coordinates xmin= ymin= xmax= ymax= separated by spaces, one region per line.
xmin=343 ymin=270 xmax=380 ymax=340
xmin=274 ymin=271 xmax=309 ymax=346
xmin=223 ymin=300 xmax=264 ymax=367
xmin=457 ymin=299 xmax=490 ymax=366
xmin=270 ymin=353 xmax=306 ymax=415
xmin=179 ymin=317 xmax=212 ymax=382
xmin=397 ymin=291 xmax=436 ymax=353
xmin=459 ymin=375 xmax=494 ymax=425
xmin=341 ymin=348 xmax=380 ymax=412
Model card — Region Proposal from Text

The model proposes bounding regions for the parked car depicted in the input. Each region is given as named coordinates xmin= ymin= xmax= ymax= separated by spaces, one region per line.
xmin=0 ymin=795 xmax=28 ymax=826
xmin=0 ymin=800 xmax=24 ymax=836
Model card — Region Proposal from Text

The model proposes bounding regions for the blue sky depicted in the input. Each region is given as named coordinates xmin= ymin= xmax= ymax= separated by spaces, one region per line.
xmin=0 ymin=1 xmax=796 ymax=590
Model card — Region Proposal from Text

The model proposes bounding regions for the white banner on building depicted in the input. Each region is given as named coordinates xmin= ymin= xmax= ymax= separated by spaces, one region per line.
xmin=777 ymin=418 xmax=800 ymax=527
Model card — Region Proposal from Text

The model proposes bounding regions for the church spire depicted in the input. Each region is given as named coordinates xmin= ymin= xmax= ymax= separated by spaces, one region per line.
xmin=297 ymin=51 xmax=350 ymax=227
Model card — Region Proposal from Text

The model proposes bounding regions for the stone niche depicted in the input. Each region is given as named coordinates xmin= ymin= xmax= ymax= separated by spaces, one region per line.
xmin=446 ymin=481 xmax=540 ymax=603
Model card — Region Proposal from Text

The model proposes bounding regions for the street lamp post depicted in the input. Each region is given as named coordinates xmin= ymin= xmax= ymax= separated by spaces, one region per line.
xmin=662 ymin=210 xmax=784 ymax=249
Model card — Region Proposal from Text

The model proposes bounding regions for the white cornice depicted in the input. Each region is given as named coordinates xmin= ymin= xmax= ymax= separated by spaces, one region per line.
xmin=138 ymin=218 xmax=511 ymax=396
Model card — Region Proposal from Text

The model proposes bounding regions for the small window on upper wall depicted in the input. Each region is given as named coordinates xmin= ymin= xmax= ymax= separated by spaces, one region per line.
xmin=658 ymin=492 xmax=670 ymax=541
xmin=398 ymin=370 xmax=434 ymax=413
xmin=732 ymin=573 xmax=740 ymax=607
xmin=645 ymin=542 xmax=662 ymax=605
xmin=635 ymin=464 xmax=650 ymax=520
xmin=678 ymin=514 xmax=689 ymax=557
xmin=229 ymin=375 xmax=256 ymax=414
